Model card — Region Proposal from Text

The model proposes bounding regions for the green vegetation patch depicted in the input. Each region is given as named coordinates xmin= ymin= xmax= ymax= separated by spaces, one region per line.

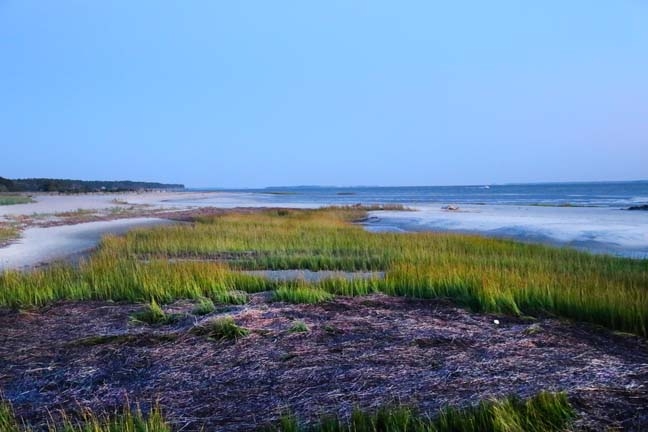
xmin=0 ymin=195 xmax=33 ymax=206
xmin=0 ymin=392 xmax=573 ymax=432
xmin=273 ymin=286 xmax=334 ymax=304
xmin=130 ymin=300 xmax=183 ymax=325
xmin=1 ymin=207 xmax=647 ymax=336
xmin=0 ymin=225 xmax=20 ymax=244
xmin=192 ymin=297 xmax=216 ymax=315
xmin=0 ymin=399 xmax=170 ymax=432
xmin=191 ymin=316 xmax=250 ymax=341
xmin=289 ymin=320 xmax=309 ymax=333
xmin=273 ymin=391 xmax=574 ymax=432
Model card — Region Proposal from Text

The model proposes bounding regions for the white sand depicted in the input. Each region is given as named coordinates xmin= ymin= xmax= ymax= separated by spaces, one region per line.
xmin=0 ymin=218 xmax=173 ymax=271
xmin=0 ymin=191 xmax=224 ymax=217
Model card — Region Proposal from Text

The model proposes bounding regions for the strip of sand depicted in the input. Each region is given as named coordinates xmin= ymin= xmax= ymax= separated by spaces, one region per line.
xmin=0 ymin=218 xmax=173 ymax=271
xmin=0 ymin=191 xmax=226 ymax=217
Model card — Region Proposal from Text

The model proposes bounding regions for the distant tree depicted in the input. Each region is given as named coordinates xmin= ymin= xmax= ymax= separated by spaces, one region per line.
xmin=0 ymin=177 xmax=16 ymax=192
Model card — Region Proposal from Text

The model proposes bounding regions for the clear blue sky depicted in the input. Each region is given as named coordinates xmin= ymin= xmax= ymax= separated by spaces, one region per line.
xmin=1 ymin=1 xmax=646 ymax=188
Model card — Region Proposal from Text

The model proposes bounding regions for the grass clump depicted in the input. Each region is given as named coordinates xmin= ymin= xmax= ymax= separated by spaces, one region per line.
xmin=271 ymin=391 xmax=574 ymax=432
xmin=0 ymin=399 xmax=22 ymax=432
xmin=191 ymin=316 xmax=250 ymax=341
xmin=273 ymin=286 xmax=334 ymax=304
xmin=289 ymin=320 xmax=309 ymax=333
xmin=192 ymin=297 xmax=216 ymax=315
xmin=212 ymin=290 xmax=248 ymax=305
xmin=130 ymin=300 xmax=180 ymax=325
xmin=0 ymin=397 xmax=170 ymax=432
xmin=0 ymin=225 xmax=20 ymax=244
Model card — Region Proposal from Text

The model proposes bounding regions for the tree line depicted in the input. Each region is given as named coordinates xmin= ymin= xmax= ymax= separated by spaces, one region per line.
xmin=0 ymin=177 xmax=184 ymax=193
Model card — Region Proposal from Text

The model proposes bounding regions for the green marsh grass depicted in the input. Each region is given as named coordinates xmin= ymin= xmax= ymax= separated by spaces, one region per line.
xmin=130 ymin=299 xmax=181 ymax=325
xmin=191 ymin=316 xmax=250 ymax=340
xmin=0 ymin=195 xmax=33 ymax=206
xmin=0 ymin=391 xmax=575 ymax=432
xmin=0 ymin=225 xmax=20 ymax=244
xmin=289 ymin=320 xmax=309 ymax=333
xmin=212 ymin=290 xmax=249 ymax=305
xmin=273 ymin=286 xmax=334 ymax=304
xmin=0 ymin=208 xmax=646 ymax=336
xmin=192 ymin=297 xmax=216 ymax=315
xmin=273 ymin=391 xmax=573 ymax=432
xmin=0 ymin=398 xmax=170 ymax=432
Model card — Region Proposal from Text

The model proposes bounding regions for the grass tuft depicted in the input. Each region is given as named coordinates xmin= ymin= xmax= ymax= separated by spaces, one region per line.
xmin=130 ymin=300 xmax=181 ymax=325
xmin=191 ymin=316 xmax=250 ymax=341
xmin=192 ymin=297 xmax=216 ymax=315
xmin=289 ymin=320 xmax=309 ymax=333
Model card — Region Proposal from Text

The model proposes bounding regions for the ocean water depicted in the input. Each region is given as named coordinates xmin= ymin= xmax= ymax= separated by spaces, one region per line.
xmin=178 ymin=182 xmax=648 ymax=258
xmin=205 ymin=181 xmax=648 ymax=208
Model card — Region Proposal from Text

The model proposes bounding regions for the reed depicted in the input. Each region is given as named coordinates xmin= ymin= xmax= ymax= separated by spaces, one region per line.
xmin=1 ymin=208 xmax=646 ymax=336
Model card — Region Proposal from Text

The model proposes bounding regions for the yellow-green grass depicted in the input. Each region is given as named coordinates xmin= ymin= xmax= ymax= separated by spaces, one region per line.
xmin=0 ymin=399 xmax=170 ymax=432
xmin=1 ymin=208 xmax=647 ymax=336
xmin=273 ymin=286 xmax=334 ymax=304
xmin=274 ymin=391 xmax=574 ymax=432
xmin=0 ymin=225 xmax=20 ymax=243
xmin=0 ymin=392 xmax=573 ymax=432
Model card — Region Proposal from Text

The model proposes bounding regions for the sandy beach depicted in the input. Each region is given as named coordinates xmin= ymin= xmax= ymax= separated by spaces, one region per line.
xmin=0 ymin=217 xmax=173 ymax=271
xmin=0 ymin=192 xmax=213 ymax=271
xmin=0 ymin=191 xmax=223 ymax=217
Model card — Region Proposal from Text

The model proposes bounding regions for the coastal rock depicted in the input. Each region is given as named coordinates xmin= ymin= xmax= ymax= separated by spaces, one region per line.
xmin=627 ymin=204 xmax=648 ymax=211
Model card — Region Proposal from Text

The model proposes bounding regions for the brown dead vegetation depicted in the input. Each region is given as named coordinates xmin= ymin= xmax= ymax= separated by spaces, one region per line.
xmin=0 ymin=294 xmax=646 ymax=431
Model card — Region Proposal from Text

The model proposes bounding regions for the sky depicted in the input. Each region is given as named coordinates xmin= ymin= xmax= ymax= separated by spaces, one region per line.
xmin=1 ymin=1 xmax=647 ymax=188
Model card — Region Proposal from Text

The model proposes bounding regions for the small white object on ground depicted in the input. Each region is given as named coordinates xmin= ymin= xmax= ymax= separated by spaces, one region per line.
xmin=493 ymin=319 xmax=500 ymax=325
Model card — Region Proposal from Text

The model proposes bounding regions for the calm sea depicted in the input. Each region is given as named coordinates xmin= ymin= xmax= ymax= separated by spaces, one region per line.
xmin=196 ymin=181 xmax=648 ymax=208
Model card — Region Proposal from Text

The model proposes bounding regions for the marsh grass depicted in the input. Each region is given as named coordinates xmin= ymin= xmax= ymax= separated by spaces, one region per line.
xmin=54 ymin=208 xmax=97 ymax=218
xmin=0 ymin=399 xmax=22 ymax=432
xmin=0 ymin=195 xmax=33 ymax=206
xmin=213 ymin=290 xmax=249 ymax=305
xmin=191 ymin=316 xmax=250 ymax=340
xmin=0 ymin=398 xmax=170 ymax=432
xmin=273 ymin=391 xmax=573 ymax=432
xmin=273 ymin=286 xmax=334 ymax=304
xmin=1 ymin=208 xmax=646 ymax=336
xmin=130 ymin=300 xmax=182 ymax=325
xmin=289 ymin=320 xmax=309 ymax=333
xmin=192 ymin=297 xmax=216 ymax=315
xmin=0 ymin=225 xmax=20 ymax=244
xmin=0 ymin=391 xmax=575 ymax=432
